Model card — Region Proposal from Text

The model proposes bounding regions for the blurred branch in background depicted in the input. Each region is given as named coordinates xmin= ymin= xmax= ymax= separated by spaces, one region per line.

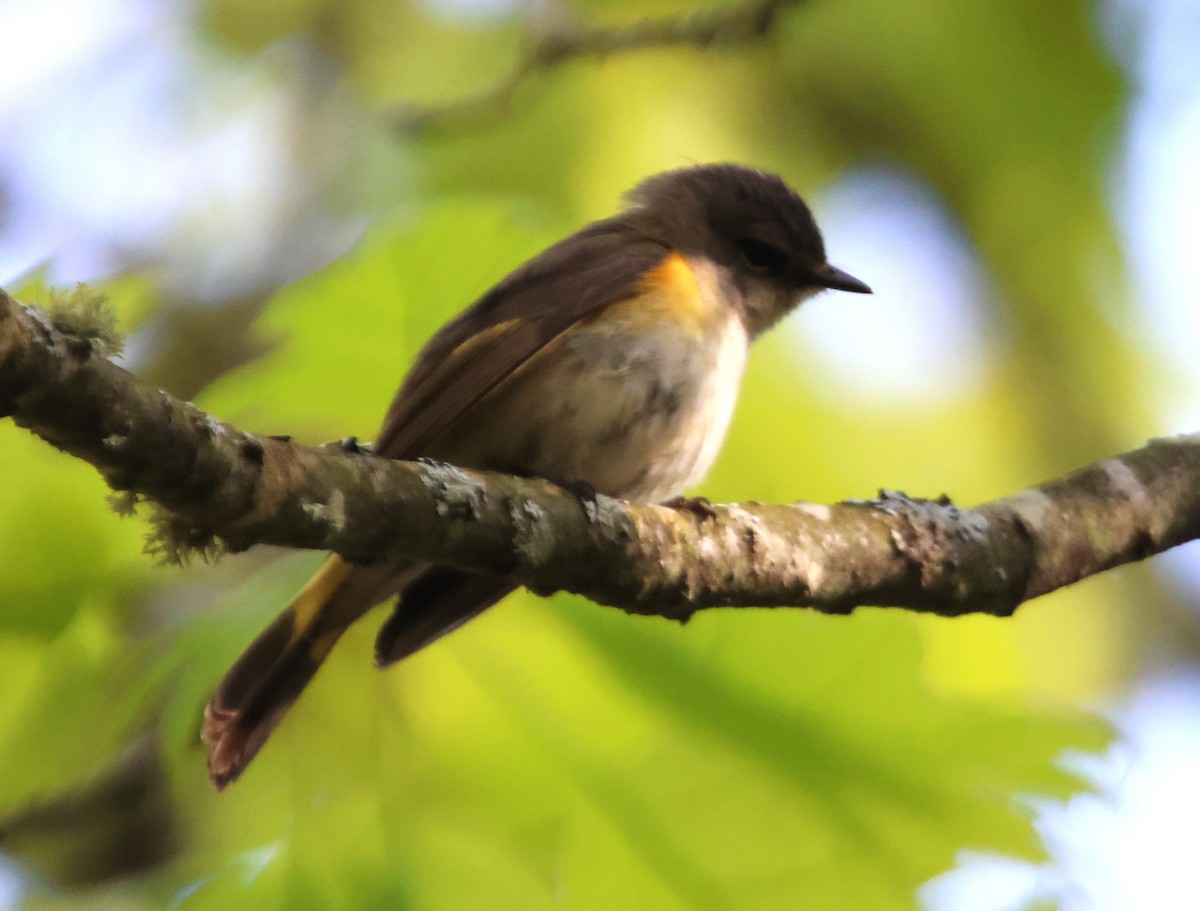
xmin=0 ymin=734 xmax=178 ymax=890
xmin=394 ymin=0 xmax=809 ymax=135
xmin=4 ymin=287 xmax=1197 ymax=621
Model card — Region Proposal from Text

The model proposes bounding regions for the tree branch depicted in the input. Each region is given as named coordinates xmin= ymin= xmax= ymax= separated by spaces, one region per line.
xmin=3 ymin=288 xmax=1198 ymax=621
xmin=395 ymin=0 xmax=809 ymax=136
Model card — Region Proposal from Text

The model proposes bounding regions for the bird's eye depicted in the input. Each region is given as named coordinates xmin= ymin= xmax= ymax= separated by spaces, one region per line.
xmin=734 ymin=237 xmax=784 ymax=272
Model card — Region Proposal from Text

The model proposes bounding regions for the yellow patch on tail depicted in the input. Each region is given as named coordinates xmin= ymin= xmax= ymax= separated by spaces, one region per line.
xmin=289 ymin=555 xmax=353 ymax=637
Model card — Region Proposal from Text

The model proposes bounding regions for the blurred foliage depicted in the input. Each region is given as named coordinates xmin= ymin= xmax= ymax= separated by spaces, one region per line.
xmin=0 ymin=0 xmax=1174 ymax=908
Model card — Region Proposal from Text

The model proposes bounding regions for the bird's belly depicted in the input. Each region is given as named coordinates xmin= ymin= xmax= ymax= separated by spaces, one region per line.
xmin=437 ymin=306 xmax=748 ymax=502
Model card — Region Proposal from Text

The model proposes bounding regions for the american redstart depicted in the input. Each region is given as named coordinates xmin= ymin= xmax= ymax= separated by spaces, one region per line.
xmin=203 ymin=164 xmax=871 ymax=787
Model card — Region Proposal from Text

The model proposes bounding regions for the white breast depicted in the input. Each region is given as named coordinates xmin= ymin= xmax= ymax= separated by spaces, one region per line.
xmin=556 ymin=303 xmax=747 ymax=501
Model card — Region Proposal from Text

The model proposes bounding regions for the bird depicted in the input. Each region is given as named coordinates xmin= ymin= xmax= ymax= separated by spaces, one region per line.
xmin=202 ymin=163 xmax=871 ymax=787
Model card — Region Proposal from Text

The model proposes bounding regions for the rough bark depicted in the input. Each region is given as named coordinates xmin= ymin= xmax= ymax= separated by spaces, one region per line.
xmin=3 ymin=289 xmax=1198 ymax=621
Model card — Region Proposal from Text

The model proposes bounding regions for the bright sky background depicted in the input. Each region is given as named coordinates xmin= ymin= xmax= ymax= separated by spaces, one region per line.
xmin=0 ymin=0 xmax=1198 ymax=908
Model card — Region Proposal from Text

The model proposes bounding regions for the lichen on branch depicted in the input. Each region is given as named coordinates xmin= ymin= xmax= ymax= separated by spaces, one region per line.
xmin=3 ymin=288 xmax=1200 ymax=620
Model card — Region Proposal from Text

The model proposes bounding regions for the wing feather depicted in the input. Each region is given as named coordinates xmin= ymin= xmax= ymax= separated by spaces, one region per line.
xmin=375 ymin=219 xmax=666 ymax=458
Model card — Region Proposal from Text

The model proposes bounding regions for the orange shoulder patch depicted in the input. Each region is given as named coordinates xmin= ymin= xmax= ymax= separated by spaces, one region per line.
xmin=619 ymin=252 xmax=713 ymax=334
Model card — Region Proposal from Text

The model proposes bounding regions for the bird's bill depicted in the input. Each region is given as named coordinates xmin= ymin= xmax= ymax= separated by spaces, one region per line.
xmin=812 ymin=262 xmax=872 ymax=294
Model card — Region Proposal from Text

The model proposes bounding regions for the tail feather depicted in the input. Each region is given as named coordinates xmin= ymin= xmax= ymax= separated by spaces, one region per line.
xmin=205 ymin=559 xmax=513 ymax=788
xmin=204 ymin=557 xmax=355 ymax=789
xmin=204 ymin=641 xmax=326 ymax=789
xmin=375 ymin=568 xmax=514 ymax=668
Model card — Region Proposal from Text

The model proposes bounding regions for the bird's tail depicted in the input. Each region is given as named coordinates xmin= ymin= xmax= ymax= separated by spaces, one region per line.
xmin=203 ymin=556 xmax=360 ymax=789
